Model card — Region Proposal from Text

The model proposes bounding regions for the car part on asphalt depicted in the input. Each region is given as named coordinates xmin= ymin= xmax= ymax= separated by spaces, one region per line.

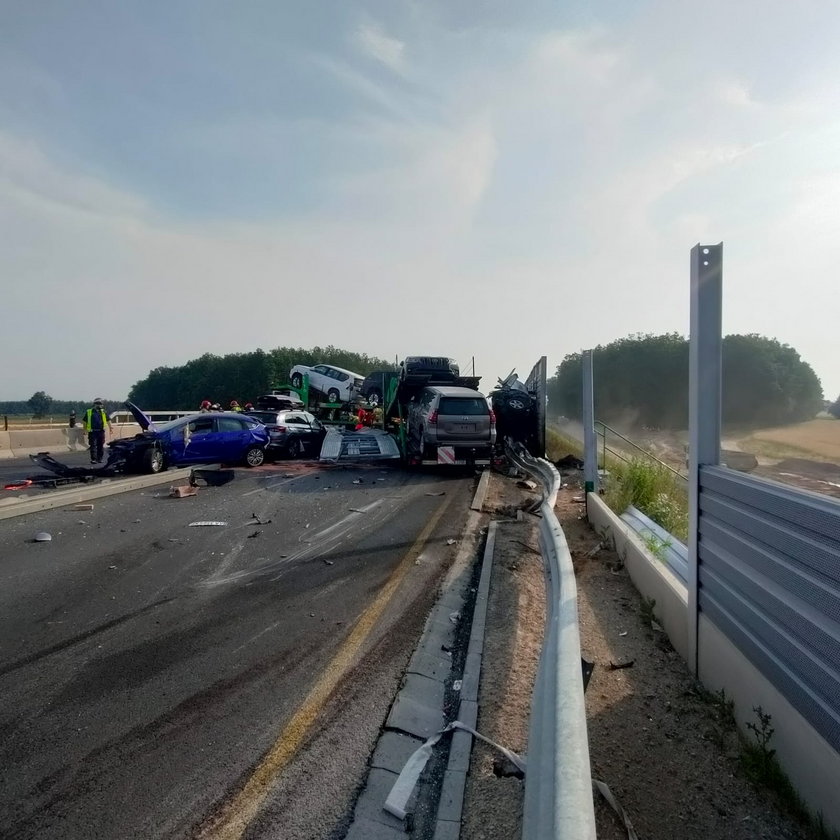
xmin=33 ymin=532 xmax=52 ymax=542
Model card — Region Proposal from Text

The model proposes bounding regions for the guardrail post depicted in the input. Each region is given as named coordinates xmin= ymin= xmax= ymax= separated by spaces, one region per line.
xmin=688 ymin=242 xmax=723 ymax=675
xmin=582 ymin=349 xmax=598 ymax=496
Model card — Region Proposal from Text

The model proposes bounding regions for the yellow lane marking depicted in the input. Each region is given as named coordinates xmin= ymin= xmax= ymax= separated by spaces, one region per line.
xmin=203 ymin=495 xmax=452 ymax=839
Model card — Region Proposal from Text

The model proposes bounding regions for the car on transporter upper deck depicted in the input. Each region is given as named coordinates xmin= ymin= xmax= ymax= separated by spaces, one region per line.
xmin=289 ymin=364 xmax=364 ymax=404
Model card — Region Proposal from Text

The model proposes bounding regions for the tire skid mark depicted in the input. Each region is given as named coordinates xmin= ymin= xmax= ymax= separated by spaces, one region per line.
xmin=0 ymin=597 xmax=177 ymax=679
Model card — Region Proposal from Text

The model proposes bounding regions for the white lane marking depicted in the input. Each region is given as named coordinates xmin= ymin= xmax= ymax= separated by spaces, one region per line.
xmin=308 ymin=499 xmax=383 ymax=541
xmin=232 ymin=621 xmax=282 ymax=654
xmin=242 ymin=475 xmax=307 ymax=497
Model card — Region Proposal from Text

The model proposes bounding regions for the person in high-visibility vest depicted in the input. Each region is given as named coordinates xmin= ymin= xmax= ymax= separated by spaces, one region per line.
xmin=83 ymin=398 xmax=112 ymax=464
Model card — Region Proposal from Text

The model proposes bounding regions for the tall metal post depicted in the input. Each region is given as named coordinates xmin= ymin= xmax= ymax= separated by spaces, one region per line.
xmin=582 ymin=349 xmax=598 ymax=496
xmin=688 ymin=243 xmax=723 ymax=675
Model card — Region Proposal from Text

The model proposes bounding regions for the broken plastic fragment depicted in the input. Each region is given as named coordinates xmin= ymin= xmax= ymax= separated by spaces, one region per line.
xmin=446 ymin=539 xmax=456 ymax=546
xmin=33 ymin=531 xmax=52 ymax=542
xmin=188 ymin=521 xmax=228 ymax=527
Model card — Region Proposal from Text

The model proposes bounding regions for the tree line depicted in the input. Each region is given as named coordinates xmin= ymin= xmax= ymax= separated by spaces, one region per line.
xmin=547 ymin=333 xmax=825 ymax=429
xmin=0 ymin=392 xmax=123 ymax=419
xmin=127 ymin=346 xmax=395 ymax=410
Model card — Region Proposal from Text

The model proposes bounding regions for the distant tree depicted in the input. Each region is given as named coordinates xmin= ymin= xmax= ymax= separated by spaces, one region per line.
xmin=829 ymin=396 xmax=840 ymax=419
xmin=27 ymin=391 xmax=53 ymax=418
xmin=128 ymin=346 xmax=395 ymax=409
xmin=547 ymin=333 xmax=823 ymax=430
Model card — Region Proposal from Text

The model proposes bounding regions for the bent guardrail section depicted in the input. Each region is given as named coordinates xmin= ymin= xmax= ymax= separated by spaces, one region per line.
xmin=506 ymin=442 xmax=597 ymax=839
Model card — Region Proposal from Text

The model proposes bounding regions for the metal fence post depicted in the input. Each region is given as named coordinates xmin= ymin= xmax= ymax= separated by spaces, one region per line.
xmin=688 ymin=243 xmax=723 ymax=675
xmin=582 ymin=350 xmax=598 ymax=496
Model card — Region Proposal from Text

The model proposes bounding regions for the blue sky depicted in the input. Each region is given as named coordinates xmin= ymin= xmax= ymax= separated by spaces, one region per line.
xmin=2 ymin=0 xmax=839 ymax=403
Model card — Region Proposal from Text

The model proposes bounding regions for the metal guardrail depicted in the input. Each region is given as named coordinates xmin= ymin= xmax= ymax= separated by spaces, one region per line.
xmin=506 ymin=441 xmax=597 ymax=839
xmin=621 ymin=505 xmax=688 ymax=586
xmin=596 ymin=421 xmax=687 ymax=483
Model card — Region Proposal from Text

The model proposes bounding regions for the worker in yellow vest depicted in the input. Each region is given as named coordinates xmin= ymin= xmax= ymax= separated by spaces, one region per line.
xmin=83 ymin=398 xmax=112 ymax=464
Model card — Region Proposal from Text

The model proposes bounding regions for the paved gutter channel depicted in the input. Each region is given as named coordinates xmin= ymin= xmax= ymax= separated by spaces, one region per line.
xmin=345 ymin=482 xmax=497 ymax=840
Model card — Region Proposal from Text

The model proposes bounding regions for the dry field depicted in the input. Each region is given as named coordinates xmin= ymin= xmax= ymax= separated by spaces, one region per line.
xmin=740 ymin=418 xmax=840 ymax=464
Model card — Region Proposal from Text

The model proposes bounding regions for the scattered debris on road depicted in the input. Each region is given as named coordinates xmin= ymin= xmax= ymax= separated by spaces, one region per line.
xmin=169 ymin=485 xmax=198 ymax=498
xmin=607 ymin=659 xmax=636 ymax=671
xmin=425 ymin=491 xmax=446 ymax=496
xmin=249 ymin=512 xmax=272 ymax=525
xmin=446 ymin=539 xmax=456 ymax=545
xmin=516 ymin=479 xmax=537 ymax=490
xmin=188 ymin=521 xmax=228 ymax=527
xmin=72 ymin=503 xmax=95 ymax=511
xmin=33 ymin=532 xmax=52 ymax=542
xmin=190 ymin=469 xmax=235 ymax=487
xmin=4 ymin=480 xmax=33 ymax=490
xmin=247 ymin=530 xmax=262 ymax=539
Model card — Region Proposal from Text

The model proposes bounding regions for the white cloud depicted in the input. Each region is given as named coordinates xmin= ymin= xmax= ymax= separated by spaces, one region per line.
xmin=354 ymin=22 xmax=406 ymax=74
xmin=3 ymin=3 xmax=840 ymax=402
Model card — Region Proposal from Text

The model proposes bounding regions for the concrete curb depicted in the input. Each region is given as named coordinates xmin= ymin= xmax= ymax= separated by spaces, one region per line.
xmin=470 ymin=469 xmax=490 ymax=512
xmin=432 ymin=520 xmax=497 ymax=840
xmin=346 ymin=480 xmax=491 ymax=839
xmin=0 ymin=468 xmax=195 ymax=521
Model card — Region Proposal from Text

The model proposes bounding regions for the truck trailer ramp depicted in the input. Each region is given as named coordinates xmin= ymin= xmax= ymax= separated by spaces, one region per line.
xmin=319 ymin=428 xmax=401 ymax=462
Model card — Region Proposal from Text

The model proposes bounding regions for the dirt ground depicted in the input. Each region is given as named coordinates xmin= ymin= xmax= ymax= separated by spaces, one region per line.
xmin=460 ymin=471 xmax=809 ymax=840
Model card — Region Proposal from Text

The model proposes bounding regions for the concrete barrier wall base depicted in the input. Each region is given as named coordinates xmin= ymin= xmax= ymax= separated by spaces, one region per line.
xmin=586 ymin=492 xmax=688 ymax=660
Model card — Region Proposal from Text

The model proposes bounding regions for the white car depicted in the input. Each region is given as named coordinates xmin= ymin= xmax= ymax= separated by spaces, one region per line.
xmin=289 ymin=363 xmax=364 ymax=404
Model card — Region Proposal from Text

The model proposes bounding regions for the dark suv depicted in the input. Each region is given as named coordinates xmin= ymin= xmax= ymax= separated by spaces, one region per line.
xmin=400 ymin=356 xmax=460 ymax=382
xmin=359 ymin=370 xmax=399 ymax=405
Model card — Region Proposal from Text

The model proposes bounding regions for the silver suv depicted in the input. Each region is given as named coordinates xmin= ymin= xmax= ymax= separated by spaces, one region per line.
xmin=409 ymin=386 xmax=496 ymax=456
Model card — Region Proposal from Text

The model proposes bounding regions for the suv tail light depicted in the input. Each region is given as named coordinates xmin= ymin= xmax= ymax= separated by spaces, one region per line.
xmin=428 ymin=410 xmax=438 ymax=425
xmin=489 ymin=410 xmax=496 ymax=426
xmin=269 ymin=425 xmax=286 ymax=433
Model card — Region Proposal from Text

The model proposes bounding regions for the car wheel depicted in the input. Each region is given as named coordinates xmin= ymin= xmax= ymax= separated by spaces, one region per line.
xmin=327 ymin=388 xmax=340 ymax=404
xmin=144 ymin=448 xmax=165 ymax=474
xmin=291 ymin=373 xmax=303 ymax=389
xmin=245 ymin=446 xmax=265 ymax=467
xmin=287 ymin=438 xmax=301 ymax=459
xmin=506 ymin=396 xmax=530 ymax=411
xmin=368 ymin=389 xmax=381 ymax=406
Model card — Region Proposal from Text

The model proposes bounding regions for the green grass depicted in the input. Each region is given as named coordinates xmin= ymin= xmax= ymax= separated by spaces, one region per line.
xmin=604 ymin=457 xmax=689 ymax=541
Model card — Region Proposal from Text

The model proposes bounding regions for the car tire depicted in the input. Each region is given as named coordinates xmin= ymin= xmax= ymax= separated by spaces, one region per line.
xmin=368 ymin=389 xmax=381 ymax=406
xmin=287 ymin=438 xmax=301 ymax=459
xmin=245 ymin=446 xmax=265 ymax=467
xmin=498 ymin=392 xmax=533 ymax=412
xmin=291 ymin=373 xmax=303 ymax=389
xmin=327 ymin=388 xmax=340 ymax=404
xmin=144 ymin=448 xmax=165 ymax=474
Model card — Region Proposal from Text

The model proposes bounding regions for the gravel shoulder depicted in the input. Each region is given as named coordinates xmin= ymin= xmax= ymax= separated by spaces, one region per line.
xmin=460 ymin=470 xmax=810 ymax=840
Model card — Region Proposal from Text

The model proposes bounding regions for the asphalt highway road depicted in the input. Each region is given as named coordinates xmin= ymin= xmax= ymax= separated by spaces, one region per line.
xmin=0 ymin=460 xmax=476 ymax=839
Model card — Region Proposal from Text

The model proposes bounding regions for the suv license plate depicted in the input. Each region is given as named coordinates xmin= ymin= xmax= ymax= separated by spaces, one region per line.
xmin=454 ymin=424 xmax=475 ymax=432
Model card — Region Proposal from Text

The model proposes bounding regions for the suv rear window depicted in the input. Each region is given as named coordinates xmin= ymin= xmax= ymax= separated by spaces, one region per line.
xmin=438 ymin=397 xmax=488 ymax=415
